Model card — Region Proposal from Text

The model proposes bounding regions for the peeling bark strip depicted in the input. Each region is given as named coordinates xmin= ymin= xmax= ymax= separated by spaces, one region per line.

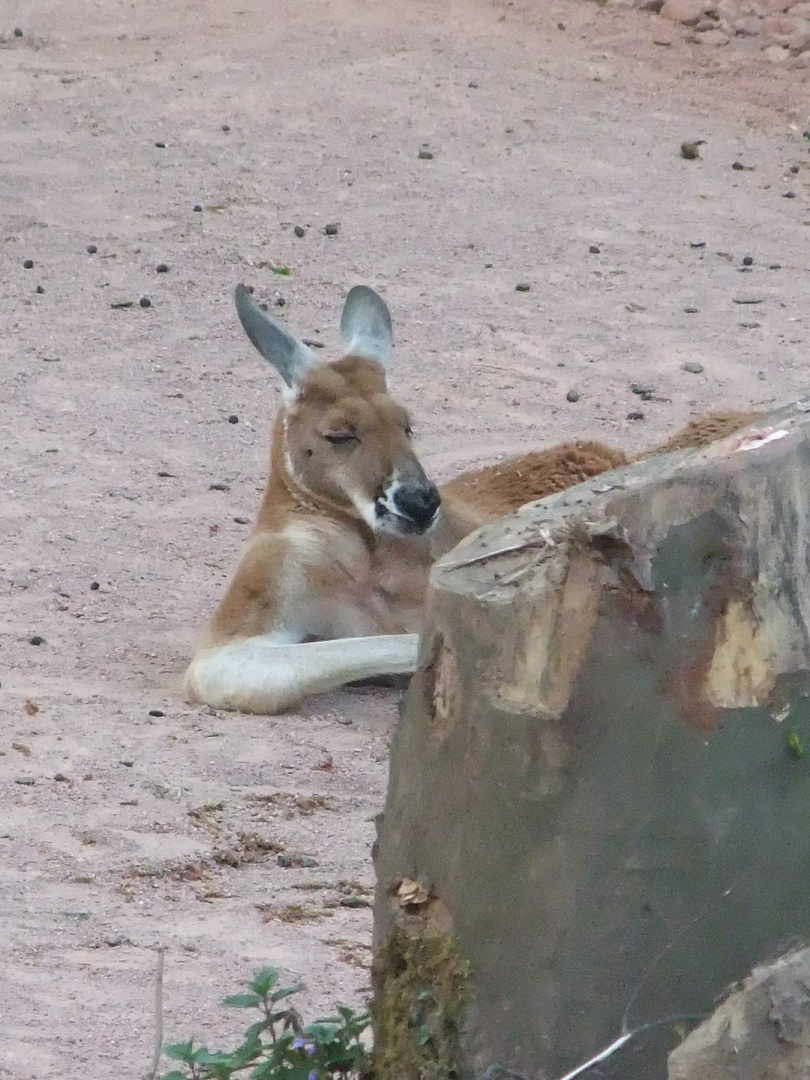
xmin=374 ymin=398 xmax=810 ymax=1080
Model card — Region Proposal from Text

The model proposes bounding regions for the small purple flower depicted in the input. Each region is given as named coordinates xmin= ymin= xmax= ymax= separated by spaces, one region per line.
xmin=292 ymin=1038 xmax=308 ymax=1050
xmin=308 ymin=1071 xmax=318 ymax=1080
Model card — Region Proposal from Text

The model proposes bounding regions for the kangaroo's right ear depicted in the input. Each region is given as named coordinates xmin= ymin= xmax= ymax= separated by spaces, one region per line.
xmin=234 ymin=284 xmax=317 ymax=388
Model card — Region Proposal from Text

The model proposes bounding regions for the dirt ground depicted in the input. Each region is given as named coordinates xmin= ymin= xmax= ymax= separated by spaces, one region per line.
xmin=2 ymin=0 xmax=810 ymax=1076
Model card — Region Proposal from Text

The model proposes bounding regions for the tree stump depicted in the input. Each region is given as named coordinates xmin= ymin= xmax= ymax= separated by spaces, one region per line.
xmin=373 ymin=400 xmax=810 ymax=1080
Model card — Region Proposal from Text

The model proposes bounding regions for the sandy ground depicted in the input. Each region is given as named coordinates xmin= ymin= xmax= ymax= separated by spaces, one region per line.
xmin=2 ymin=0 xmax=810 ymax=1076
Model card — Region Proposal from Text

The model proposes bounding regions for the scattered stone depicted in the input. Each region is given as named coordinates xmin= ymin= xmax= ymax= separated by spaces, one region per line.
xmin=689 ymin=241 xmax=706 ymax=248
xmin=783 ymin=190 xmax=797 ymax=198
xmin=632 ymin=384 xmax=654 ymax=398
xmin=764 ymin=42 xmax=790 ymax=60
xmin=790 ymin=164 xmax=801 ymax=173
xmin=221 ymin=124 xmax=230 ymax=132
xmin=29 ymin=635 xmax=45 ymax=646
xmin=209 ymin=482 xmax=230 ymax=491
xmin=682 ymin=361 xmax=705 ymax=373
xmin=516 ymin=282 xmax=531 ymax=292
xmin=468 ymin=80 xmax=479 ymax=87
xmin=681 ymin=141 xmax=702 ymax=159
xmin=14 ymin=27 xmax=23 ymax=36
xmin=740 ymin=321 xmax=762 ymax=328
xmin=742 ymin=255 xmax=754 ymax=265
xmin=36 ymin=285 xmax=44 ymax=294
xmin=661 ymin=0 xmax=712 ymax=24
xmin=156 ymin=262 xmax=169 ymax=273
xmin=294 ymin=225 xmax=305 ymax=237
xmin=228 ymin=414 xmax=239 ymax=424
xmin=732 ymin=160 xmax=744 ymax=170
xmin=193 ymin=204 xmax=202 ymax=212
xmin=234 ymin=516 xmax=250 ymax=525
xmin=275 ymin=297 xmax=286 ymax=306
xmin=566 ymin=389 xmax=580 ymax=402
xmin=155 ymin=141 xmax=166 ymax=148
xmin=733 ymin=294 xmax=763 ymax=304
xmin=86 ymin=244 xmax=98 ymax=254
xmin=324 ymin=222 xmax=340 ymax=235
xmin=589 ymin=244 xmax=601 ymax=254
xmin=627 ymin=410 xmax=645 ymax=420
xmin=54 ymin=773 xmax=69 ymax=782
xmin=148 ymin=709 xmax=165 ymax=717
xmin=139 ymin=296 xmax=151 ymax=307
xmin=90 ymin=581 xmax=100 ymax=591
xmin=15 ymin=778 xmax=35 ymax=786
xmin=699 ymin=28 xmax=730 ymax=43
xmin=120 ymin=760 xmax=134 ymax=767
xmin=418 ymin=149 xmax=434 ymax=159
xmin=23 ymin=259 xmax=34 ymax=269
xmin=110 ymin=301 xmax=133 ymax=309
xmin=769 ymin=263 xmax=782 ymax=269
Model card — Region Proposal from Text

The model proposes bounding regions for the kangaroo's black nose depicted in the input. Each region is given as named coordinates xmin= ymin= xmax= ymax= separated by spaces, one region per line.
xmin=392 ymin=483 xmax=441 ymax=528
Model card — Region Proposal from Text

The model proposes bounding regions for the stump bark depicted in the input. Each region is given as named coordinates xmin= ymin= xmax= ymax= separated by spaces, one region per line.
xmin=373 ymin=400 xmax=810 ymax=1080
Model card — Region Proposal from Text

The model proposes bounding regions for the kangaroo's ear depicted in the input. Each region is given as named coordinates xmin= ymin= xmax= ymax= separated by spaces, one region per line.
xmin=234 ymin=284 xmax=317 ymax=387
xmin=339 ymin=285 xmax=392 ymax=365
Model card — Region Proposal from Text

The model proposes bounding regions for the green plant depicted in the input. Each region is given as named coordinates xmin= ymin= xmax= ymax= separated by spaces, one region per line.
xmin=160 ymin=967 xmax=372 ymax=1080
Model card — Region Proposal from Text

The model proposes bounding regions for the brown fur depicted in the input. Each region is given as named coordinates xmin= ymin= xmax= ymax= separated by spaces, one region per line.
xmin=643 ymin=410 xmax=761 ymax=458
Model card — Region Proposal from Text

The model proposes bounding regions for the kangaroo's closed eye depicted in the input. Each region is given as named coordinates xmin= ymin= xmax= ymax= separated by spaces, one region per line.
xmin=324 ymin=432 xmax=358 ymax=445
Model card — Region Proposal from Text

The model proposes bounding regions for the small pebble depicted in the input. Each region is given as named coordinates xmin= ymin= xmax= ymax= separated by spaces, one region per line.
xmin=29 ymin=635 xmax=45 ymax=646
xmin=193 ymin=204 xmax=202 ymax=212
xmin=36 ymin=285 xmax=44 ymax=294
xmin=468 ymin=81 xmax=478 ymax=88
xmin=627 ymin=411 xmax=645 ymax=421
xmin=86 ymin=244 xmax=98 ymax=254
xmin=139 ymin=296 xmax=151 ymax=308
xmin=683 ymin=306 xmax=698 ymax=313
xmin=589 ymin=244 xmax=600 ymax=254
xmin=418 ymin=149 xmax=434 ymax=160
xmin=682 ymin=361 xmax=704 ymax=374
xmin=221 ymin=124 xmax=230 ymax=132
xmin=16 ymin=777 xmax=35 ymax=786
xmin=515 ymin=282 xmax=531 ymax=292
xmin=155 ymin=141 xmax=166 ymax=148
xmin=54 ymin=773 xmax=69 ymax=782
xmin=90 ymin=581 xmax=100 ymax=591
xmin=234 ymin=516 xmax=250 ymax=525
xmin=783 ymin=191 xmax=796 ymax=198
xmin=156 ymin=262 xmax=169 ymax=273
xmin=742 ymin=255 xmax=753 ymax=266
xmin=733 ymin=294 xmax=763 ymax=305
xmin=120 ymin=760 xmax=134 ymax=768
xmin=210 ymin=481 xmax=230 ymax=491
xmin=689 ymin=241 xmax=706 ymax=249
xmin=769 ymin=263 xmax=782 ymax=270
xmin=228 ymin=414 xmax=239 ymax=424
xmin=259 ymin=302 xmax=268 ymax=311
xmin=14 ymin=27 xmax=23 ymax=36
xmin=274 ymin=297 xmax=286 ymax=307
xmin=731 ymin=161 xmax=744 ymax=170
xmin=739 ymin=321 xmax=761 ymax=329
xmin=790 ymin=165 xmax=800 ymax=174
xmin=294 ymin=225 xmax=305 ymax=238
xmin=23 ymin=259 xmax=34 ymax=269
xmin=244 ymin=284 xmax=254 ymax=293
xmin=566 ymin=389 xmax=580 ymax=403
xmin=148 ymin=709 xmax=165 ymax=717
xmin=680 ymin=141 xmax=701 ymax=160
xmin=324 ymin=222 xmax=340 ymax=235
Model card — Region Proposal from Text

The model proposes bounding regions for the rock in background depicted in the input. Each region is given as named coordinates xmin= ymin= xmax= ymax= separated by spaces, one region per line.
xmin=374 ymin=399 xmax=810 ymax=1080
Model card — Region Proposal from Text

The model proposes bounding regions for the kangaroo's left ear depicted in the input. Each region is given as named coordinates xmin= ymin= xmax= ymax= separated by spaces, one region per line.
xmin=234 ymin=284 xmax=317 ymax=387
xmin=339 ymin=285 xmax=392 ymax=365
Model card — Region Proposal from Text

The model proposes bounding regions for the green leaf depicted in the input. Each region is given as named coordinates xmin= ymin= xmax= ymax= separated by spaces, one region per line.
xmin=248 ymin=968 xmax=281 ymax=996
xmin=164 ymin=1042 xmax=197 ymax=1064
xmin=303 ymin=1022 xmax=340 ymax=1042
xmin=269 ymin=984 xmax=303 ymax=1002
xmin=159 ymin=1072 xmax=190 ymax=1080
xmin=222 ymin=993 xmax=262 ymax=1009
xmin=787 ymin=728 xmax=805 ymax=760
xmin=271 ymin=266 xmax=291 ymax=276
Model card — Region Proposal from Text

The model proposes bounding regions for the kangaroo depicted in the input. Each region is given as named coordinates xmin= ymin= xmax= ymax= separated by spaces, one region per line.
xmin=184 ymin=284 xmax=757 ymax=714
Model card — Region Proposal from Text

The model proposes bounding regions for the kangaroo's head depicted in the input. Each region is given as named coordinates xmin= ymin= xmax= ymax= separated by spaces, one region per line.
xmin=234 ymin=283 xmax=441 ymax=537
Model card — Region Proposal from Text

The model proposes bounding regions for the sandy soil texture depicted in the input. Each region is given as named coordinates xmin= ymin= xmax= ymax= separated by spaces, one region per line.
xmin=1 ymin=0 xmax=809 ymax=1076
